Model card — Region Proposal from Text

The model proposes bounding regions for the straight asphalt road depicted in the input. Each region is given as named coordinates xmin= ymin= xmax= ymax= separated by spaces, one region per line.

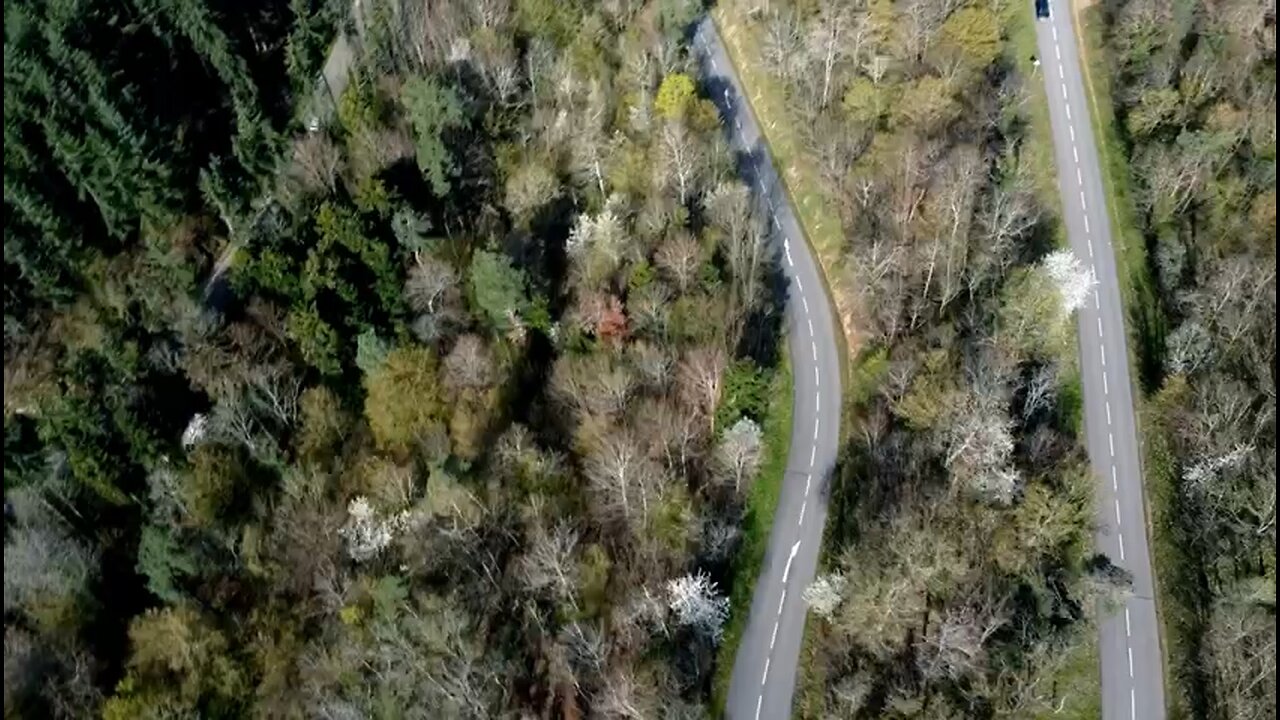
xmin=1034 ymin=3 xmax=1167 ymax=718
xmin=691 ymin=16 xmax=843 ymax=720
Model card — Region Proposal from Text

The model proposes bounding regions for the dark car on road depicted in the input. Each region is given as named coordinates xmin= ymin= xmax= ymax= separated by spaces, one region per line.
xmin=1036 ymin=0 xmax=1051 ymax=19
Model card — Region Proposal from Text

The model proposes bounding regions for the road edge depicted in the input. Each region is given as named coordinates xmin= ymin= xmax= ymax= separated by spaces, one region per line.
xmin=707 ymin=8 xmax=854 ymax=391
xmin=1068 ymin=3 xmax=1176 ymax=715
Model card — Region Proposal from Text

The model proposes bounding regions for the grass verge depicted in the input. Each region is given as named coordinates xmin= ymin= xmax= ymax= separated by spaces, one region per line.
xmin=1003 ymin=0 xmax=1069 ymax=229
xmin=1033 ymin=628 xmax=1102 ymax=720
xmin=1071 ymin=2 xmax=1165 ymax=387
xmin=1004 ymin=2 xmax=1103 ymax=713
xmin=711 ymin=358 xmax=794 ymax=712
xmin=710 ymin=5 xmax=853 ymax=377
xmin=1139 ymin=380 xmax=1197 ymax=720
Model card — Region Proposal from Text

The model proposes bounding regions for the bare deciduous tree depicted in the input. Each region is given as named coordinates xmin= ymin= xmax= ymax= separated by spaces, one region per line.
xmin=585 ymin=429 xmax=663 ymax=530
xmin=405 ymin=256 xmax=464 ymax=342
xmin=552 ymin=354 xmax=636 ymax=421
xmin=918 ymin=600 xmax=1008 ymax=681
xmin=678 ymin=346 xmax=727 ymax=430
xmin=443 ymin=335 xmax=495 ymax=392
xmin=656 ymin=122 xmax=705 ymax=205
xmin=520 ymin=524 xmax=581 ymax=609
xmin=654 ymin=229 xmax=703 ymax=293
xmin=288 ymin=133 xmax=341 ymax=198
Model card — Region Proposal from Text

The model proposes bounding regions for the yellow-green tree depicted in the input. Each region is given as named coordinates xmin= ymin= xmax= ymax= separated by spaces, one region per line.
xmin=939 ymin=7 xmax=1001 ymax=70
xmin=103 ymin=607 xmax=245 ymax=718
xmin=364 ymin=346 xmax=447 ymax=458
xmin=655 ymin=73 xmax=696 ymax=120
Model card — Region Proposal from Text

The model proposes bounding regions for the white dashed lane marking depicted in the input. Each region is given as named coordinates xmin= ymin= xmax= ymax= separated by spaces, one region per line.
xmin=1100 ymin=344 xmax=1106 ymax=366
xmin=1114 ymin=498 xmax=1122 ymax=524
xmin=1097 ymin=317 xmax=1104 ymax=337
xmin=809 ymin=445 xmax=816 ymax=468
xmin=777 ymin=592 xmax=786 ymax=616
xmin=1073 ymin=146 xmax=1079 ymax=163
xmin=1065 ymin=103 xmax=1072 ymax=121
xmin=1128 ymin=647 xmax=1135 ymax=677
xmin=1109 ymin=433 xmax=1115 ymax=458
xmin=807 ymin=318 xmax=814 ymax=335
xmin=796 ymin=277 xmax=805 ymax=294
xmin=1069 ymin=125 xmax=1076 ymax=142
xmin=1131 ymin=688 xmax=1137 ymax=720
xmin=1058 ymin=64 xmax=1064 ymax=79
xmin=1103 ymin=372 xmax=1110 ymax=395
xmin=801 ymin=296 xmax=809 ymax=314
xmin=813 ymin=366 xmax=819 ymax=387
xmin=1112 ymin=465 xmax=1119 ymax=491
xmin=1119 ymin=531 xmax=1127 ymax=560
xmin=811 ymin=342 xmax=818 ymax=361
xmin=813 ymin=416 xmax=820 ymax=441
xmin=1077 ymin=167 xmax=1083 ymax=185
xmin=1125 ymin=607 xmax=1132 ymax=636
xmin=1062 ymin=84 xmax=1068 ymax=100
xmin=770 ymin=623 xmax=778 ymax=649
xmin=1088 ymin=237 xmax=1094 ymax=256
xmin=1106 ymin=401 xmax=1112 ymax=425
xmin=815 ymin=391 xmax=820 ymax=413
xmin=755 ymin=696 xmax=762 ymax=720
xmin=1083 ymin=214 xmax=1090 ymax=233
xmin=798 ymin=499 xmax=807 ymax=525
xmin=761 ymin=658 xmax=770 ymax=686
xmin=1080 ymin=190 xmax=1088 ymax=211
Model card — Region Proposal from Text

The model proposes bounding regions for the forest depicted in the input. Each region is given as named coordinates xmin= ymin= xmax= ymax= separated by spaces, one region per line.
xmin=1099 ymin=0 xmax=1276 ymax=717
xmin=714 ymin=0 xmax=1128 ymax=717
xmin=5 ymin=0 xmax=790 ymax=716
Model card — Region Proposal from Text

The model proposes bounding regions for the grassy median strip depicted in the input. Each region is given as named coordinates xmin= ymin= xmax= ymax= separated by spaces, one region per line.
xmin=711 ymin=359 xmax=794 ymax=713
xmin=710 ymin=6 xmax=853 ymax=376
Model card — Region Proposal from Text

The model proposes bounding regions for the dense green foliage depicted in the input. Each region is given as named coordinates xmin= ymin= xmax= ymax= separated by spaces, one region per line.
xmin=1099 ymin=0 xmax=1276 ymax=716
xmin=4 ymin=0 xmax=793 ymax=716
xmin=722 ymin=0 xmax=1123 ymax=716
xmin=4 ymin=0 xmax=341 ymax=315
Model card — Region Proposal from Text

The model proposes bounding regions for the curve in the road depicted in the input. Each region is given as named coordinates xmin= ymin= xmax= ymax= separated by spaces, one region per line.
xmin=692 ymin=17 xmax=843 ymax=720
xmin=1034 ymin=2 xmax=1167 ymax=718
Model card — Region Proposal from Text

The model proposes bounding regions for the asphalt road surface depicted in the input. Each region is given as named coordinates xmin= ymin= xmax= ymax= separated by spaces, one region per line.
xmin=1035 ymin=3 xmax=1167 ymax=718
xmin=691 ymin=17 xmax=843 ymax=720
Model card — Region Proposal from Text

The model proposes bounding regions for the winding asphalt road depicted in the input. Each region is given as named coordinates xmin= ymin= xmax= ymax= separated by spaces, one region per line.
xmin=1035 ymin=3 xmax=1167 ymax=718
xmin=692 ymin=17 xmax=842 ymax=720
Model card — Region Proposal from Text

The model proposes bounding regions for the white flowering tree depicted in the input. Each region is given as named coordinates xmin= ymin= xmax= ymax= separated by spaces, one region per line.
xmin=1042 ymin=249 xmax=1095 ymax=318
xmin=715 ymin=417 xmax=763 ymax=493
xmin=666 ymin=571 xmax=729 ymax=643
xmin=1184 ymin=444 xmax=1254 ymax=497
xmin=804 ymin=573 xmax=847 ymax=619
xmin=1001 ymin=249 xmax=1095 ymax=356
xmin=340 ymin=497 xmax=412 ymax=563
